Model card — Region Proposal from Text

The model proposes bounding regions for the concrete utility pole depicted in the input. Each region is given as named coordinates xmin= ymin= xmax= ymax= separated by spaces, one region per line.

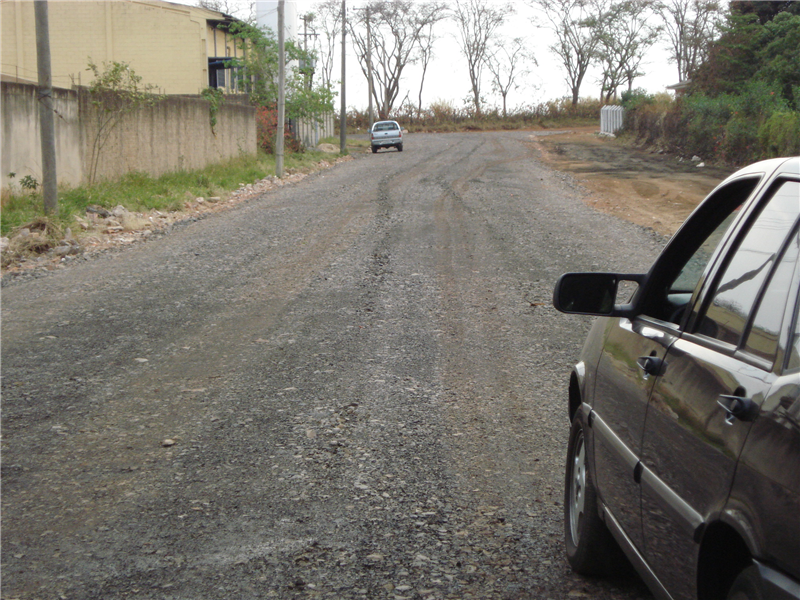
xmin=339 ymin=0 xmax=346 ymax=153
xmin=276 ymin=0 xmax=285 ymax=177
xmin=300 ymin=13 xmax=316 ymax=89
xmin=34 ymin=0 xmax=58 ymax=215
xmin=366 ymin=6 xmax=374 ymax=130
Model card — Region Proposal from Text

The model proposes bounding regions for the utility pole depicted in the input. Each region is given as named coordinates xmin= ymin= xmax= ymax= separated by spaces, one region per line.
xmin=276 ymin=0 xmax=285 ymax=177
xmin=300 ymin=13 xmax=317 ymax=89
xmin=339 ymin=0 xmax=346 ymax=153
xmin=366 ymin=6 xmax=374 ymax=129
xmin=34 ymin=0 xmax=58 ymax=215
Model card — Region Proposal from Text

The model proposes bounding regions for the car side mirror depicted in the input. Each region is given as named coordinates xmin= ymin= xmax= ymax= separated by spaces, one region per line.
xmin=553 ymin=272 xmax=645 ymax=316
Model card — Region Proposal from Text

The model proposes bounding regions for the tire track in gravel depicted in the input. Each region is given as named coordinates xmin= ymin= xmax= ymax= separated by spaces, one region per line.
xmin=1 ymin=160 xmax=381 ymax=598
xmin=2 ymin=131 xmax=659 ymax=600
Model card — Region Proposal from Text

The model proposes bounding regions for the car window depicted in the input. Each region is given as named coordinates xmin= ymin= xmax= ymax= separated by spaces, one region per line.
xmin=698 ymin=181 xmax=800 ymax=347
xmin=743 ymin=229 xmax=800 ymax=363
xmin=640 ymin=176 xmax=760 ymax=323
xmin=374 ymin=122 xmax=398 ymax=131
xmin=671 ymin=208 xmax=741 ymax=294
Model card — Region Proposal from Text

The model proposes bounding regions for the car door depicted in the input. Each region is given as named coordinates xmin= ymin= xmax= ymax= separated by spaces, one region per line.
xmin=727 ymin=249 xmax=800 ymax=586
xmin=591 ymin=318 xmax=675 ymax=551
xmin=638 ymin=180 xmax=800 ymax=599
xmin=589 ymin=179 xmax=759 ymax=554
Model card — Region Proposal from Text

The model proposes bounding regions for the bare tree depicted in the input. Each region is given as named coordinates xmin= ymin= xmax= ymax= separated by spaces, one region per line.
xmin=529 ymin=0 xmax=606 ymax=106
xmin=350 ymin=0 xmax=448 ymax=119
xmin=197 ymin=0 xmax=255 ymax=23
xmin=312 ymin=0 xmax=342 ymax=88
xmin=656 ymin=0 xmax=723 ymax=81
xmin=416 ymin=17 xmax=442 ymax=118
xmin=486 ymin=37 xmax=536 ymax=116
xmin=591 ymin=0 xmax=661 ymax=101
xmin=453 ymin=0 xmax=511 ymax=116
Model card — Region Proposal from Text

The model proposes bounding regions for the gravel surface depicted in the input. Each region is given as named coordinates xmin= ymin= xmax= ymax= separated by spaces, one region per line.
xmin=1 ymin=131 xmax=666 ymax=600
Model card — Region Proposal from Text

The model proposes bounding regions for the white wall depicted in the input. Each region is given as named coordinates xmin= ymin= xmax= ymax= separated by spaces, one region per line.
xmin=256 ymin=1 xmax=298 ymax=40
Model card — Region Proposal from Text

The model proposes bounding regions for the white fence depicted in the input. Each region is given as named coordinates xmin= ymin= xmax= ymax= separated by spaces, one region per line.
xmin=600 ymin=105 xmax=625 ymax=135
xmin=292 ymin=113 xmax=335 ymax=148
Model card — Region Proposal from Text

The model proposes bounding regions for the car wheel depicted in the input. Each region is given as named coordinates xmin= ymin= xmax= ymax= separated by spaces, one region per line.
xmin=397 ymin=144 xmax=403 ymax=152
xmin=727 ymin=566 xmax=765 ymax=600
xmin=564 ymin=416 xmax=623 ymax=575
xmin=371 ymin=146 xmax=378 ymax=154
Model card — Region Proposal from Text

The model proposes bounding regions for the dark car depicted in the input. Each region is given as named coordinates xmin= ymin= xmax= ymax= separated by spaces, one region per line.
xmin=553 ymin=157 xmax=800 ymax=600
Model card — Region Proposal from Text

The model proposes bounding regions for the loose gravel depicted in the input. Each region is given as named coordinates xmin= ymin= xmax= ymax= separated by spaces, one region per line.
xmin=1 ymin=131 xmax=665 ymax=600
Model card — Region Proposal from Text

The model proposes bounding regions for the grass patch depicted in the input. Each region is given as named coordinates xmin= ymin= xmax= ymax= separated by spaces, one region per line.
xmin=1 ymin=149 xmax=344 ymax=237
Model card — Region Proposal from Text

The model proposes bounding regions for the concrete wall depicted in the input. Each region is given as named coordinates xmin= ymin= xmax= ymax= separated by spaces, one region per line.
xmin=1 ymin=82 xmax=257 ymax=190
xmin=1 ymin=83 xmax=83 ymax=188
xmin=1 ymin=0 xmax=241 ymax=95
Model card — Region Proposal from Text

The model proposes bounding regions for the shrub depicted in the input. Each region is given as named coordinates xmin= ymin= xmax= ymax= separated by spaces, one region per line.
xmin=758 ymin=111 xmax=800 ymax=157
xmin=256 ymin=106 xmax=303 ymax=154
xmin=682 ymin=94 xmax=734 ymax=158
xmin=620 ymin=88 xmax=655 ymax=110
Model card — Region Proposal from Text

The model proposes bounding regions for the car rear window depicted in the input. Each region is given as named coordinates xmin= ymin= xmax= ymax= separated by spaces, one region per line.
xmin=373 ymin=122 xmax=398 ymax=131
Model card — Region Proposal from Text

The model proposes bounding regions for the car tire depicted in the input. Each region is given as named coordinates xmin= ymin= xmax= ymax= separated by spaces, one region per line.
xmin=371 ymin=146 xmax=378 ymax=154
xmin=727 ymin=565 xmax=765 ymax=600
xmin=564 ymin=415 xmax=623 ymax=575
xmin=397 ymin=144 xmax=403 ymax=152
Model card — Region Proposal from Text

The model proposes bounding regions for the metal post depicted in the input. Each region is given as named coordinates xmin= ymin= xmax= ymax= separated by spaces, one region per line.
xmin=34 ymin=0 xmax=58 ymax=215
xmin=339 ymin=0 xmax=346 ymax=153
xmin=276 ymin=0 xmax=285 ymax=177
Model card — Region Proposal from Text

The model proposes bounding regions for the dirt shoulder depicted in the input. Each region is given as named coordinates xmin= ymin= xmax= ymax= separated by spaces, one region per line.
xmin=530 ymin=126 xmax=732 ymax=237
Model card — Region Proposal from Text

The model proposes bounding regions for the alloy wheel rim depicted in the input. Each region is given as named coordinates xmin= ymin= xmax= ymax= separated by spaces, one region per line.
xmin=569 ymin=431 xmax=586 ymax=546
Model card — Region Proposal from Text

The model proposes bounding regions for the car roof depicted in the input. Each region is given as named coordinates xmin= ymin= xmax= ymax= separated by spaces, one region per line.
xmin=717 ymin=157 xmax=799 ymax=186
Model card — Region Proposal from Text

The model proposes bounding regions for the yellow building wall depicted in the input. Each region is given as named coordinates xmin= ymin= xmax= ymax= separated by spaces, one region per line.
xmin=1 ymin=0 xmax=240 ymax=94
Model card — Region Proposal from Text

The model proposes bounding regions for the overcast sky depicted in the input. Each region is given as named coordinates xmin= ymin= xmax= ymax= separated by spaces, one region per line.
xmin=193 ymin=0 xmax=680 ymax=111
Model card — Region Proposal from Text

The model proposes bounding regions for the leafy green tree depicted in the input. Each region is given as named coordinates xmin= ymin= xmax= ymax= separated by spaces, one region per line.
xmin=222 ymin=21 xmax=335 ymax=119
xmin=690 ymin=9 xmax=762 ymax=96
xmin=692 ymin=7 xmax=800 ymax=108
xmin=732 ymin=1 xmax=800 ymax=25
xmin=757 ymin=11 xmax=800 ymax=109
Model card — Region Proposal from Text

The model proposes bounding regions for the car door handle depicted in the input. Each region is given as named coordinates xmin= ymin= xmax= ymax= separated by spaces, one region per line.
xmin=717 ymin=394 xmax=759 ymax=424
xmin=637 ymin=355 xmax=667 ymax=377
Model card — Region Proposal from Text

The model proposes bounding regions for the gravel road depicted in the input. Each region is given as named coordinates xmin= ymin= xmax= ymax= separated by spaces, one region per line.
xmin=1 ymin=131 xmax=666 ymax=600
